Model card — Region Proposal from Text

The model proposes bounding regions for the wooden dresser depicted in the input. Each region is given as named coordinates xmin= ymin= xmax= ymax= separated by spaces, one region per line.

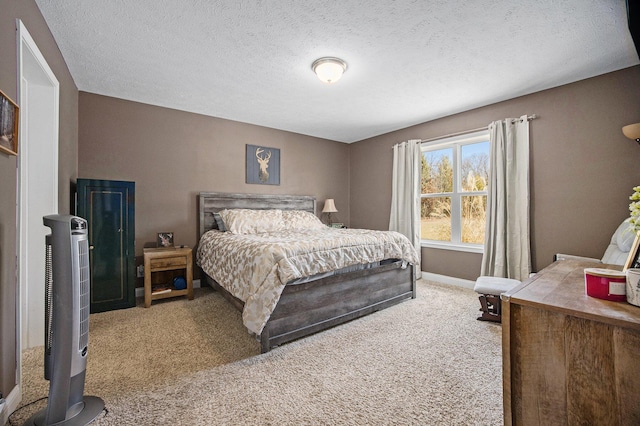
xmin=502 ymin=260 xmax=640 ymax=425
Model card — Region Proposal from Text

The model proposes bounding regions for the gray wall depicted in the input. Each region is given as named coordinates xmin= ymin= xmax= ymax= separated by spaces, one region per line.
xmin=350 ymin=65 xmax=640 ymax=280
xmin=78 ymin=92 xmax=351 ymax=279
xmin=80 ymin=65 xmax=640 ymax=286
xmin=0 ymin=0 xmax=78 ymax=401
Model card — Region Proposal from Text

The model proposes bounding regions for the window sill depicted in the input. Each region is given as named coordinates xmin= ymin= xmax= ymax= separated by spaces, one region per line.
xmin=420 ymin=241 xmax=484 ymax=254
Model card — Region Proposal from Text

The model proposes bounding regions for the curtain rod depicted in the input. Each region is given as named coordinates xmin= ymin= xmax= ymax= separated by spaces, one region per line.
xmin=419 ymin=114 xmax=538 ymax=144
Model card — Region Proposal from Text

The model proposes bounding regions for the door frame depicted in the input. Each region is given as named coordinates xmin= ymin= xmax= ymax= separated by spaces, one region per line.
xmin=9 ymin=19 xmax=60 ymax=418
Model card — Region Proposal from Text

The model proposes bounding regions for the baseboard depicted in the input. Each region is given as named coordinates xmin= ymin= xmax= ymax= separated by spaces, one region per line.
xmin=421 ymin=272 xmax=475 ymax=290
xmin=2 ymin=385 xmax=21 ymax=425
xmin=135 ymin=279 xmax=201 ymax=298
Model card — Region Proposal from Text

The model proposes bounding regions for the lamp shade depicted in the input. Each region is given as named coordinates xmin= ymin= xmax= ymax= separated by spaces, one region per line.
xmin=322 ymin=199 xmax=338 ymax=213
xmin=312 ymin=57 xmax=347 ymax=84
xmin=623 ymin=123 xmax=640 ymax=141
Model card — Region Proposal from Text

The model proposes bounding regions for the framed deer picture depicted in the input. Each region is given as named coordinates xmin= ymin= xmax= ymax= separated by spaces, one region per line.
xmin=157 ymin=232 xmax=174 ymax=248
xmin=246 ymin=144 xmax=280 ymax=185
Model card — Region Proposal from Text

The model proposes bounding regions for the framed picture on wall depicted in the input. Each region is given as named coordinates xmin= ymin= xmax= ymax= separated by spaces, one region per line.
xmin=0 ymin=89 xmax=19 ymax=156
xmin=246 ymin=144 xmax=280 ymax=185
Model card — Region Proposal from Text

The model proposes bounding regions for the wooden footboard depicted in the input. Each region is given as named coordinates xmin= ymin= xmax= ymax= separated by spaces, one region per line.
xmin=205 ymin=260 xmax=416 ymax=353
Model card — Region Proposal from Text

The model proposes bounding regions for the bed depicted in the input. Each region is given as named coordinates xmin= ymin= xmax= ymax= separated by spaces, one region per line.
xmin=197 ymin=192 xmax=419 ymax=353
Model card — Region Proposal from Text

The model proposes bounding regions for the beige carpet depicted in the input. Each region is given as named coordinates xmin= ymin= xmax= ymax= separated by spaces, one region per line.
xmin=10 ymin=280 xmax=502 ymax=425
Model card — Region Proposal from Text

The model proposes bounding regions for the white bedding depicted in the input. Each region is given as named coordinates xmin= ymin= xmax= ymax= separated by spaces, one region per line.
xmin=196 ymin=227 xmax=419 ymax=335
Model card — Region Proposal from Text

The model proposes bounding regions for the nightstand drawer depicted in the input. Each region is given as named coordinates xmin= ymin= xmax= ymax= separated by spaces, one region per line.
xmin=150 ymin=256 xmax=186 ymax=270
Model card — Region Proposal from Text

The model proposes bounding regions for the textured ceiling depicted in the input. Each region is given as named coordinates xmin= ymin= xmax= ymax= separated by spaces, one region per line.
xmin=35 ymin=0 xmax=639 ymax=143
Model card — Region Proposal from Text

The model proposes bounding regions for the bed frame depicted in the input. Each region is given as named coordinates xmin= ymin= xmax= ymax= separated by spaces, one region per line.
xmin=198 ymin=192 xmax=417 ymax=353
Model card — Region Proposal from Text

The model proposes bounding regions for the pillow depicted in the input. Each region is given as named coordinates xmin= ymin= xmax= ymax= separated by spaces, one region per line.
xmin=282 ymin=210 xmax=325 ymax=230
xmin=218 ymin=209 xmax=285 ymax=234
xmin=213 ymin=212 xmax=227 ymax=232
xmin=614 ymin=218 xmax=635 ymax=252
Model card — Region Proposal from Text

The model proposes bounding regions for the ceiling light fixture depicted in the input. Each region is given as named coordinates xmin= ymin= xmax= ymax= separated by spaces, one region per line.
xmin=312 ymin=57 xmax=347 ymax=84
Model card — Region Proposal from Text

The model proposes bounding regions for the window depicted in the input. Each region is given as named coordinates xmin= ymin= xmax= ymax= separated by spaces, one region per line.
xmin=420 ymin=130 xmax=490 ymax=252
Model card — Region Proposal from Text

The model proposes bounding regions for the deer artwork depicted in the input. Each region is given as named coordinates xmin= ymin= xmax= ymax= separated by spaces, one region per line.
xmin=255 ymin=147 xmax=272 ymax=182
xmin=158 ymin=232 xmax=173 ymax=247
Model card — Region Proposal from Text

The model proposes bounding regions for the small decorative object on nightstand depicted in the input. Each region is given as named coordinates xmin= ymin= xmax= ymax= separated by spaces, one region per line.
xmin=157 ymin=232 xmax=174 ymax=248
xmin=143 ymin=246 xmax=193 ymax=308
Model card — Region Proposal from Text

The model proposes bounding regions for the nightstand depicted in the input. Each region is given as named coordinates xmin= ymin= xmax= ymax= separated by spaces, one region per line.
xmin=143 ymin=246 xmax=194 ymax=308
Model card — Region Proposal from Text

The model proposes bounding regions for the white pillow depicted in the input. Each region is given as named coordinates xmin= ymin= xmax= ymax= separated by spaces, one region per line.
xmin=282 ymin=210 xmax=325 ymax=230
xmin=614 ymin=218 xmax=635 ymax=252
xmin=218 ymin=209 xmax=285 ymax=234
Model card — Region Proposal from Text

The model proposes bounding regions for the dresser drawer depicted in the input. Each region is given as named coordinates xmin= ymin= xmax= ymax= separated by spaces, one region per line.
xmin=150 ymin=255 xmax=187 ymax=270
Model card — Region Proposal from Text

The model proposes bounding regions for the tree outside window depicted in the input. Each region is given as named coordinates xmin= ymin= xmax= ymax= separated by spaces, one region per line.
xmin=421 ymin=131 xmax=489 ymax=250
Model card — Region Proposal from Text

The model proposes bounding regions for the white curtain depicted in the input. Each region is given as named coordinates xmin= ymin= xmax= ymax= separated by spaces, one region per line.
xmin=389 ymin=139 xmax=422 ymax=278
xmin=481 ymin=115 xmax=531 ymax=281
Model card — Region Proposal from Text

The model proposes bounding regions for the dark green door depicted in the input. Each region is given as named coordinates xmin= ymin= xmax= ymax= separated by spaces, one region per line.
xmin=77 ymin=179 xmax=135 ymax=313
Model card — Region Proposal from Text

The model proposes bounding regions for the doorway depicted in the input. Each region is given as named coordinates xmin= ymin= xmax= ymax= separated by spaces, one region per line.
xmin=17 ymin=21 xmax=59 ymax=355
xmin=3 ymin=19 xmax=60 ymax=420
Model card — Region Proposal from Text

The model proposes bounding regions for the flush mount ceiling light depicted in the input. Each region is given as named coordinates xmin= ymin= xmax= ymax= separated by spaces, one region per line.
xmin=312 ymin=57 xmax=348 ymax=84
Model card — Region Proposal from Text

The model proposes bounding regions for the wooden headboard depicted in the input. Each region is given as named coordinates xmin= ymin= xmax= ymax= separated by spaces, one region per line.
xmin=198 ymin=192 xmax=317 ymax=237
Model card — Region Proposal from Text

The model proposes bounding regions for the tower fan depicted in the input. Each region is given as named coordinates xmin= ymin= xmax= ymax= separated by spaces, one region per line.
xmin=25 ymin=215 xmax=104 ymax=426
